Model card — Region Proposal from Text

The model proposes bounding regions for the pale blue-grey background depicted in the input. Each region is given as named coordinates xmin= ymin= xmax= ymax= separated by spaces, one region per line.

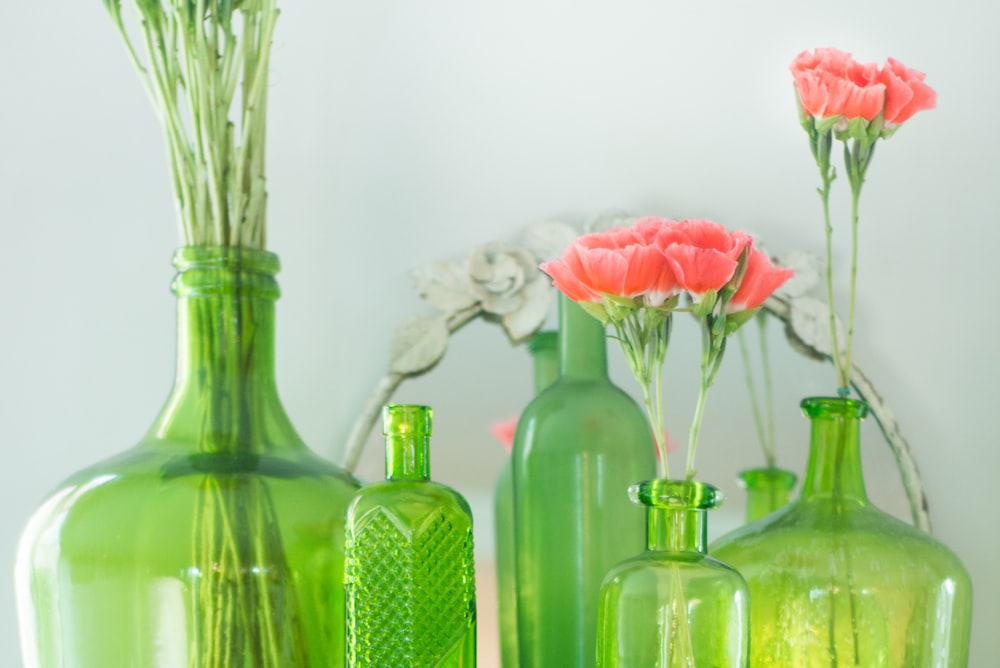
xmin=2 ymin=1 xmax=997 ymax=665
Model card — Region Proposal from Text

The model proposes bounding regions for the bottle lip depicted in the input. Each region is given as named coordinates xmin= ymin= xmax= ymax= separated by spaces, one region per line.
xmin=172 ymin=246 xmax=280 ymax=274
xmin=383 ymin=404 xmax=433 ymax=436
xmin=628 ymin=478 xmax=723 ymax=510
xmin=528 ymin=330 xmax=557 ymax=353
xmin=738 ymin=466 xmax=798 ymax=490
xmin=800 ymin=396 xmax=869 ymax=419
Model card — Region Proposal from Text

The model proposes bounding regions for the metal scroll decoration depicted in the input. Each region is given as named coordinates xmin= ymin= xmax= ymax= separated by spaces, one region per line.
xmin=338 ymin=213 xmax=932 ymax=534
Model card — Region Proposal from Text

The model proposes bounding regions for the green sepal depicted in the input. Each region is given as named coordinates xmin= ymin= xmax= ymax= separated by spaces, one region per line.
xmin=724 ymin=308 xmax=759 ymax=335
xmin=578 ymin=300 xmax=612 ymax=325
xmin=692 ymin=291 xmax=718 ymax=318
xmin=601 ymin=294 xmax=639 ymax=324
xmin=814 ymin=115 xmax=842 ymax=135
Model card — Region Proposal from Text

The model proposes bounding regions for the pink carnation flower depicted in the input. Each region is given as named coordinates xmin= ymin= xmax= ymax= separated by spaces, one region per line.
xmin=491 ymin=415 xmax=519 ymax=453
xmin=878 ymin=57 xmax=937 ymax=127
xmin=791 ymin=47 xmax=886 ymax=123
xmin=540 ymin=224 xmax=680 ymax=307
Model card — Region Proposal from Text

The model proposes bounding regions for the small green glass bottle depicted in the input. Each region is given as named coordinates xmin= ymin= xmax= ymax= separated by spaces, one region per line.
xmin=345 ymin=405 xmax=477 ymax=667
xmin=596 ymin=480 xmax=749 ymax=667
xmin=512 ymin=295 xmax=657 ymax=667
xmin=712 ymin=397 xmax=972 ymax=667
xmin=738 ymin=466 xmax=797 ymax=523
xmin=495 ymin=330 xmax=558 ymax=667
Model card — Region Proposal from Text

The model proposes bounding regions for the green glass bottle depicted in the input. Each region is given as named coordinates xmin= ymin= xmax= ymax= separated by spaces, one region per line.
xmin=711 ymin=397 xmax=972 ymax=667
xmin=16 ymin=247 xmax=361 ymax=667
xmin=512 ymin=295 xmax=657 ymax=667
xmin=738 ymin=466 xmax=797 ymax=523
xmin=596 ymin=480 xmax=749 ymax=667
xmin=495 ymin=330 xmax=558 ymax=668
xmin=345 ymin=404 xmax=476 ymax=667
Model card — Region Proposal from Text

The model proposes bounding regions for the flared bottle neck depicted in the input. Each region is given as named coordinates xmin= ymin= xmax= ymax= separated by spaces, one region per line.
xmin=633 ymin=479 xmax=720 ymax=554
xmin=799 ymin=397 xmax=869 ymax=503
xmin=385 ymin=404 xmax=432 ymax=481
xmin=148 ymin=247 xmax=304 ymax=453
xmin=557 ymin=294 xmax=607 ymax=381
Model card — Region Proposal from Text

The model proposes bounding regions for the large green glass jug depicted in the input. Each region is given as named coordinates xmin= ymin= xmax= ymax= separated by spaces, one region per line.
xmin=16 ymin=247 xmax=361 ymax=667
xmin=711 ymin=397 xmax=972 ymax=667
xmin=512 ymin=295 xmax=656 ymax=667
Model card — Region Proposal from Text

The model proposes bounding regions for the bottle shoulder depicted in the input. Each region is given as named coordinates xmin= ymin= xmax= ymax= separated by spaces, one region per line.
xmin=348 ymin=481 xmax=474 ymax=527
xmin=711 ymin=500 xmax=971 ymax=579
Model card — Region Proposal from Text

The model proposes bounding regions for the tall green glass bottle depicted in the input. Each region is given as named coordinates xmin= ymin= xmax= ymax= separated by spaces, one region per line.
xmin=712 ymin=397 xmax=972 ymax=667
xmin=495 ymin=331 xmax=558 ymax=667
xmin=345 ymin=405 xmax=477 ymax=667
xmin=512 ymin=295 xmax=657 ymax=667
xmin=738 ymin=466 xmax=797 ymax=523
xmin=16 ymin=247 xmax=361 ymax=667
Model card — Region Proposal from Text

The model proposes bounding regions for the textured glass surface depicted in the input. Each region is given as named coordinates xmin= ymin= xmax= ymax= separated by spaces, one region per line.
xmin=346 ymin=405 xmax=476 ymax=667
xmin=512 ymin=296 xmax=657 ymax=667
xmin=738 ymin=466 xmax=797 ymax=523
xmin=495 ymin=331 xmax=557 ymax=668
xmin=597 ymin=480 xmax=748 ymax=667
xmin=712 ymin=397 xmax=972 ymax=667
xmin=16 ymin=248 xmax=361 ymax=667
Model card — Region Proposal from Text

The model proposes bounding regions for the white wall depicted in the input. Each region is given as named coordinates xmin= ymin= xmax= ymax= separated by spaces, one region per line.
xmin=2 ymin=0 xmax=997 ymax=665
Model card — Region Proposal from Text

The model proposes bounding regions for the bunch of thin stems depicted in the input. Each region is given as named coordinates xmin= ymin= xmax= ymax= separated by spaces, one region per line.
xmin=104 ymin=0 xmax=277 ymax=248
xmin=737 ymin=313 xmax=777 ymax=467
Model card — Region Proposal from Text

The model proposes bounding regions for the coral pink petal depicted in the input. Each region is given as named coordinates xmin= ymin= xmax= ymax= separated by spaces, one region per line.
xmin=729 ymin=250 xmax=795 ymax=311
xmin=577 ymin=247 xmax=630 ymax=296
xmin=540 ymin=250 xmax=602 ymax=303
xmin=491 ymin=415 xmax=519 ymax=453
xmin=664 ymin=245 xmax=738 ymax=296
xmin=879 ymin=57 xmax=936 ymax=126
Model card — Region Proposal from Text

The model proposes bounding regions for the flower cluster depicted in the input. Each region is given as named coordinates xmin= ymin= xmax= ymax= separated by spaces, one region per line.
xmin=791 ymin=47 xmax=935 ymax=394
xmin=791 ymin=47 xmax=936 ymax=140
xmin=541 ymin=217 xmax=792 ymax=478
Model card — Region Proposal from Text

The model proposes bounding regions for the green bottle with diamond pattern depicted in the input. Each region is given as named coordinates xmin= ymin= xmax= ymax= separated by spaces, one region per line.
xmin=345 ymin=404 xmax=477 ymax=666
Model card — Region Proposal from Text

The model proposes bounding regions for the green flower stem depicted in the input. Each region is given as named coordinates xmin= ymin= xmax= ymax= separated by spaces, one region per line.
xmin=686 ymin=314 xmax=727 ymax=480
xmin=612 ymin=309 xmax=671 ymax=478
xmin=841 ymin=138 xmax=874 ymax=398
xmin=815 ymin=130 xmax=849 ymax=393
xmin=736 ymin=326 xmax=774 ymax=466
xmin=759 ymin=314 xmax=778 ymax=462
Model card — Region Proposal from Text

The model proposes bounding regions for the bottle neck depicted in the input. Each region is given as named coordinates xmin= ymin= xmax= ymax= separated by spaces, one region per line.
xmin=798 ymin=397 xmax=869 ymax=503
xmin=557 ymin=294 xmax=607 ymax=381
xmin=148 ymin=247 xmax=304 ymax=454
xmin=632 ymin=479 xmax=719 ymax=554
xmin=385 ymin=434 xmax=431 ymax=481
xmin=529 ymin=331 xmax=558 ymax=393
xmin=646 ymin=507 xmax=708 ymax=554
xmin=740 ymin=467 xmax=797 ymax=522
xmin=384 ymin=405 xmax=433 ymax=481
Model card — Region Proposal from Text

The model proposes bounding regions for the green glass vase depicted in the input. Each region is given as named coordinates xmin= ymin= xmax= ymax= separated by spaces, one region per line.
xmin=345 ymin=404 xmax=476 ymax=667
xmin=512 ymin=295 xmax=657 ymax=667
xmin=495 ymin=330 xmax=558 ymax=668
xmin=16 ymin=247 xmax=361 ymax=668
xmin=596 ymin=480 xmax=749 ymax=667
xmin=711 ymin=397 xmax=973 ymax=667
xmin=738 ymin=466 xmax=797 ymax=523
